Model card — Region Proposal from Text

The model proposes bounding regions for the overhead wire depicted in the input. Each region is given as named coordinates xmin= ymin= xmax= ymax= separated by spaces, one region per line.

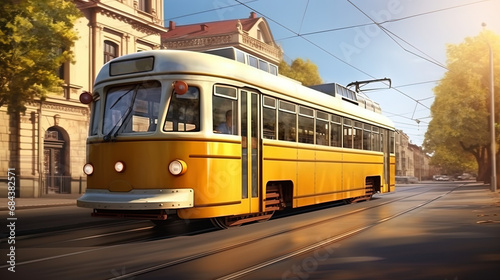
xmin=346 ymin=0 xmax=447 ymax=70
xmin=165 ymin=0 xmax=489 ymax=135
xmin=234 ymin=0 xmax=440 ymax=112
xmin=298 ymin=0 xmax=310 ymax=35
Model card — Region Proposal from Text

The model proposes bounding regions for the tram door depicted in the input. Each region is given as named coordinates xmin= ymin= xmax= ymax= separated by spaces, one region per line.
xmin=241 ymin=90 xmax=260 ymax=212
xmin=383 ymin=129 xmax=392 ymax=192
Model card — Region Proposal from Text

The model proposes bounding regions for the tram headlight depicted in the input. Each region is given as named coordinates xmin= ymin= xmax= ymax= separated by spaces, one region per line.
xmin=114 ymin=161 xmax=125 ymax=173
xmin=169 ymin=159 xmax=187 ymax=176
xmin=83 ymin=163 xmax=94 ymax=175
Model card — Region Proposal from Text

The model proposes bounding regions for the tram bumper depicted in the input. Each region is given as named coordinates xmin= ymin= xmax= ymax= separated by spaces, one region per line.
xmin=77 ymin=188 xmax=194 ymax=210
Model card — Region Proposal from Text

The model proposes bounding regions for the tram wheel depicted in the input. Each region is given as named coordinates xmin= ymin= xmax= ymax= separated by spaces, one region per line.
xmin=210 ymin=217 xmax=240 ymax=229
xmin=211 ymin=211 xmax=275 ymax=229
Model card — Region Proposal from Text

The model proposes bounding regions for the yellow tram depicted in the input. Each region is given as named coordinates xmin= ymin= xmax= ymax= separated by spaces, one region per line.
xmin=77 ymin=49 xmax=395 ymax=228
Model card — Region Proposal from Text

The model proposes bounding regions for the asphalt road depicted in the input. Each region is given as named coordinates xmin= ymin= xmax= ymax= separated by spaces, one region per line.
xmin=1 ymin=182 xmax=499 ymax=280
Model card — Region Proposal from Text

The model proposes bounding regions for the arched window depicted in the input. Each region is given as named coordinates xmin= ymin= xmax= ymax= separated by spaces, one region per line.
xmin=104 ymin=40 xmax=118 ymax=63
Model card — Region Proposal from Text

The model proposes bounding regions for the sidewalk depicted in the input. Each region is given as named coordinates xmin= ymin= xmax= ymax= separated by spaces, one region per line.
xmin=0 ymin=193 xmax=82 ymax=211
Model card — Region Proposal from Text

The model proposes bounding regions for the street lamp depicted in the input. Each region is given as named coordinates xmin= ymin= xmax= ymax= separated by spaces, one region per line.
xmin=482 ymin=23 xmax=497 ymax=192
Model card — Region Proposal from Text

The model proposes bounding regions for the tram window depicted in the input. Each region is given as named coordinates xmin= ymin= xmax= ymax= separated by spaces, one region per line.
xmin=263 ymin=96 xmax=276 ymax=139
xmin=381 ymin=130 xmax=385 ymax=152
xmin=236 ymin=50 xmax=246 ymax=63
xmin=103 ymin=81 xmax=161 ymax=136
xmin=90 ymin=98 xmax=101 ymax=136
xmin=316 ymin=111 xmax=329 ymax=146
xmin=269 ymin=64 xmax=278 ymax=76
xmin=372 ymin=127 xmax=380 ymax=151
xmin=331 ymin=115 xmax=342 ymax=147
xmin=363 ymin=124 xmax=372 ymax=150
xmin=214 ymin=85 xmax=237 ymax=99
xmin=259 ymin=60 xmax=269 ymax=72
xmin=278 ymin=100 xmax=296 ymax=142
xmin=353 ymin=121 xmax=363 ymax=149
xmin=213 ymin=86 xmax=238 ymax=135
xmin=390 ymin=131 xmax=395 ymax=153
xmin=164 ymin=87 xmax=200 ymax=132
xmin=298 ymin=106 xmax=314 ymax=144
xmin=343 ymin=119 xmax=353 ymax=149
xmin=248 ymin=56 xmax=258 ymax=68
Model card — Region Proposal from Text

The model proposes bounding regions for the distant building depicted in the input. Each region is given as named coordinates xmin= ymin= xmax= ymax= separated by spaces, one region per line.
xmin=395 ymin=130 xmax=412 ymax=176
xmin=395 ymin=129 xmax=436 ymax=181
xmin=0 ymin=0 xmax=166 ymax=197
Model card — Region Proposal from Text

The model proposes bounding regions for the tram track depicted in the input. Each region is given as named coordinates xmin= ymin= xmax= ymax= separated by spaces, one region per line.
xmin=105 ymin=184 xmax=462 ymax=280
xmin=0 ymin=184 xmax=462 ymax=279
xmin=217 ymin=184 xmax=461 ymax=280
xmin=0 ymin=185 xmax=422 ymax=246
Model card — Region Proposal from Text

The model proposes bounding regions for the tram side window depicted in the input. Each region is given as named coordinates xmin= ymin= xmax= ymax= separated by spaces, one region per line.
xmin=390 ymin=131 xmax=395 ymax=153
xmin=278 ymin=100 xmax=296 ymax=142
xmin=103 ymin=81 xmax=161 ymax=136
xmin=343 ymin=119 xmax=353 ymax=149
xmin=331 ymin=115 xmax=342 ymax=147
xmin=298 ymin=106 xmax=314 ymax=144
xmin=236 ymin=50 xmax=246 ymax=63
xmin=363 ymin=124 xmax=372 ymax=151
xmin=372 ymin=127 xmax=380 ymax=152
xmin=164 ymin=87 xmax=200 ymax=132
xmin=381 ymin=130 xmax=385 ymax=152
xmin=316 ymin=111 xmax=329 ymax=146
xmin=353 ymin=122 xmax=363 ymax=149
xmin=263 ymin=96 xmax=276 ymax=139
xmin=248 ymin=56 xmax=258 ymax=68
xmin=213 ymin=86 xmax=238 ymax=135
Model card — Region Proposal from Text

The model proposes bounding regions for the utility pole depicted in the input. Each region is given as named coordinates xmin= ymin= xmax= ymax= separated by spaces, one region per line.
xmin=482 ymin=23 xmax=497 ymax=192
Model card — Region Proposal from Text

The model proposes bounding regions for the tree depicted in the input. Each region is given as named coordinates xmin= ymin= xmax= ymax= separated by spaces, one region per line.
xmin=424 ymin=30 xmax=500 ymax=182
xmin=0 ymin=0 xmax=81 ymax=114
xmin=279 ymin=58 xmax=323 ymax=86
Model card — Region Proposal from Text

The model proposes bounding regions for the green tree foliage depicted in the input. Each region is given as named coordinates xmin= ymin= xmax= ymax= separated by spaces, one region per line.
xmin=424 ymin=30 xmax=500 ymax=180
xmin=279 ymin=58 xmax=323 ymax=86
xmin=0 ymin=0 xmax=81 ymax=114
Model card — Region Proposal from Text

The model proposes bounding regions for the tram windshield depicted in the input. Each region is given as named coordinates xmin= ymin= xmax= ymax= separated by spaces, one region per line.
xmin=102 ymin=81 xmax=161 ymax=139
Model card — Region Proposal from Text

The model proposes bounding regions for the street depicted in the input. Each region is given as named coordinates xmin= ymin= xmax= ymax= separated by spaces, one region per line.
xmin=1 ymin=182 xmax=499 ymax=280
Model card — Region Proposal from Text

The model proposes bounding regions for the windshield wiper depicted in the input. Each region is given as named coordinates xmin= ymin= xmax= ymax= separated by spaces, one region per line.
xmin=103 ymin=84 xmax=140 ymax=142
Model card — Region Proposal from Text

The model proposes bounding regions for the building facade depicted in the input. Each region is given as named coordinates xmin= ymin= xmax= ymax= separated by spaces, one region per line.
xmin=161 ymin=12 xmax=282 ymax=65
xmin=395 ymin=129 xmax=436 ymax=181
xmin=0 ymin=0 xmax=166 ymax=197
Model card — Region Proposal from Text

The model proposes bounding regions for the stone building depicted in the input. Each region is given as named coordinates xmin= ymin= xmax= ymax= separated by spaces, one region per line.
xmin=395 ymin=129 xmax=436 ymax=181
xmin=395 ymin=130 xmax=412 ymax=177
xmin=0 ymin=0 xmax=166 ymax=197
xmin=161 ymin=12 xmax=282 ymax=66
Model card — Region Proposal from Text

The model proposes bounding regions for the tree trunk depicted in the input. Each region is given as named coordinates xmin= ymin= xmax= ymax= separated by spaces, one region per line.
xmin=9 ymin=112 xmax=21 ymax=197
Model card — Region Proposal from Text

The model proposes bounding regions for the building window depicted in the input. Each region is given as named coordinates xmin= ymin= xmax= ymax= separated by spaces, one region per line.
xmin=138 ymin=0 xmax=151 ymax=13
xmin=104 ymin=40 xmax=118 ymax=63
xmin=57 ymin=48 xmax=65 ymax=80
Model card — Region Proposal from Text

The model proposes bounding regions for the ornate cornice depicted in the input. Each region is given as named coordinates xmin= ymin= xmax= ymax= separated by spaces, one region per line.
xmin=163 ymin=34 xmax=233 ymax=49
xmin=26 ymin=100 xmax=89 ymax=116
xmin=40 ymin=102 xmax=89 ymax=116
xmin=241 ymin=33 xmax=282 ymax=61
xmin=98 ymin=8 xmax=163 ymax=36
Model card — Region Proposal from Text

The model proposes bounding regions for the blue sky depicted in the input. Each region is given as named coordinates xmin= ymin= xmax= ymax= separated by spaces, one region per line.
xmin=164 ymin=0 xmax=500 ymax=146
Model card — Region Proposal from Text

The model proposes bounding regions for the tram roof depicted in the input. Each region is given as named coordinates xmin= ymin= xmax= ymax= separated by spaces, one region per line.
xmin=95 ymin=50 xmax=394 ymax=130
